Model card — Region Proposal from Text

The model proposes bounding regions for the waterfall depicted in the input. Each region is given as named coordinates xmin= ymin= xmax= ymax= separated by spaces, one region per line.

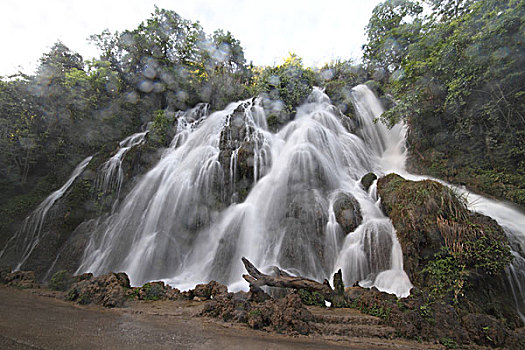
xmin=95 ymin=131 xmax=148 ymax=196
xmin=76 ymin=86 xmax=413 ymax=297
xmin=0 ymin=156 xmax=93 ymax=270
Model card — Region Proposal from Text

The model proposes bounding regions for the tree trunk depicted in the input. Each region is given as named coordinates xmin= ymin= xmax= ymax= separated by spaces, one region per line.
xmin=241 ymin=257 xmax=336 ymax=301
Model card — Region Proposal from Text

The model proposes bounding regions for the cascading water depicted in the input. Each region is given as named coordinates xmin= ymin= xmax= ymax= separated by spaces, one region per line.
xmin=0 ymin=156 xmax=93 ymax=270
xmin=95 ymin=131 xmax=148 ymax=196
xmin=77 ymin=86 xmax=413 ymax=297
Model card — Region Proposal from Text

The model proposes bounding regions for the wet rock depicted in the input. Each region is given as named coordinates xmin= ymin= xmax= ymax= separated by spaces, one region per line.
xmin=128 ymin=281 xmax=181 ymax=301
xmin=66 ymin=272 xmax=130 ymax=308
xmin=462 ymin=313 xmax=508 ymax=347
xmin=185 ymin=280 xmax=228 ymax=301
xmin=193 ymin=280 xmax=228 ymax=300
xmin=203 ymin=290 xmax=313 ymax=335
xmin=0 ymin=266 xmax=11 ymax=284
xmin=48 ymin=270 xmax=75 ymax=291
xmin=360 ymin=172 xmax=377 ymax=191
xmin=217 ymin=102 xmax=266 ymax=204
xmin=278 ymin=190 xmax=329 ymax=273
xmin=333 ymin=192 xmax=362 ymax=234
xmin=5 ymin=270 xmax=39 ymax=289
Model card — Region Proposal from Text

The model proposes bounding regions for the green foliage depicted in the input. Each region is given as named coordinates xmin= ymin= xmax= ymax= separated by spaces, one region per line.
xmin=318 ymin=59 xmax=367 ymax=116
xmin=440 ymin=337 xmax=458 ymax=349
xmin=363 ymin=0 xmax=423 ymax=79
xmin=48 ymin=270 xmax=73 ymax=291
xmin=248 ymin=309 xmax=261 ymax=317
xmin=422 ymin=248 xmax=468 ymax=301
xmin=361 ymin=304 xmax=392 ymax=320
xmin=255 ymin=53 xmax=315 ymax=114
xmin=151 ymin=109 xmax=170 ymax=145
xmin=0 ymin=7 xmax=255 ymax=246
xmin=368 ymin=0 xmax=525 ymax=208
xmin=138 ymin=282 xmax=165 ymax=301
xmin=298 ymin=289 xmax=325 ymax=306
xmin=461 ymin=233 xmax=512 ymax=275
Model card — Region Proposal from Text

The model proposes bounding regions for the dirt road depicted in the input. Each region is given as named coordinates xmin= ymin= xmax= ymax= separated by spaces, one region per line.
xmin=0 ymin=286 xmax=442 ymax=349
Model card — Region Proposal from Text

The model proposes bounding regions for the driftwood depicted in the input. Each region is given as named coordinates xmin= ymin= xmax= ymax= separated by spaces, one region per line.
xmin=241 ymin=257 xmax=337 ymax=301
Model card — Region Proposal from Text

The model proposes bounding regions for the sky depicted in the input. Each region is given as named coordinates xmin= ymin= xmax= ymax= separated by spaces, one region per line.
xmin=0 ymin=0 xmax=382 ymax=76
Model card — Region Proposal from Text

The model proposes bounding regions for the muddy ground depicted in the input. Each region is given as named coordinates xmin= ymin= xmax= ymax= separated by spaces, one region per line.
xmin=0 ymin=286 xmax=446 ymax=349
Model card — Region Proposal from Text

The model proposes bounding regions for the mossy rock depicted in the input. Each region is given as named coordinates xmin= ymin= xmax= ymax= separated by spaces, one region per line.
xmin=48 ymin=270 xmax=74 ymax=291
xmin=377 ymin=174 xmax=518 ymax=326
xmin=360 ymin=172 xmax=377 ymax=191
xmin=298 ymin=289 xmax=325 ymax=306
xmin=377 ymin=174 xmax=511 ymax=284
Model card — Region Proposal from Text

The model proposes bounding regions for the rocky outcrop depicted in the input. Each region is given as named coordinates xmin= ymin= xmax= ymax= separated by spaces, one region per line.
xmin=129 ymin=281 xmax=181 ymax=301
xmin=376 ymin=174 xmax=521 ymax=337
xmin=217 ymin=101 xmax=266 ymax=204
xmin=66 ymin=272 xmax=130 ymax=308
xmin=333 ymin=192 xmax=362 ymax=234
xmin=377 ymin=174 xmax=512 ymax=286
xmin=203 ymin=291 xmax=314 ymax=335
xmin=182 ymin=280 xmax=228 ymax=301
xmin=3 ymin=270 xmax=39 ymax=289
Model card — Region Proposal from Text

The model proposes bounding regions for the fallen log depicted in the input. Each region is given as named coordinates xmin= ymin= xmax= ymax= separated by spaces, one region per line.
xmin=241 ymin=257 xmax=336 ymax=301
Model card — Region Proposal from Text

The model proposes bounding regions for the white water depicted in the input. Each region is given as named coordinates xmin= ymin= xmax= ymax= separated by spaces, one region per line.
xmin=95 ymin=131 xmax=148 ymax=196
xmin=77 ymin=86 xmax=413 ymax=297
xmin=0 ymin=156 xmax=92 ymax=270
xmin=73 ymin=84 xmax=525 ymax=319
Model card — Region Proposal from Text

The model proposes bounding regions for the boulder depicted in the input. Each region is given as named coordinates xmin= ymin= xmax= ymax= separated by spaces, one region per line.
xmin=333 ymin=192 xmax=362 ymax=234
xmin=128 ymin=281 xmax=180 ymax=301
xmin=66 ymin=272 xmax=130 ymax=308
xmin=193 ymin=280 xmax=228 ymax=300
xmin=4 ymin=270 xmax=39 ymax=289
xmin=360 ymin=172 xmax=377 ymax=191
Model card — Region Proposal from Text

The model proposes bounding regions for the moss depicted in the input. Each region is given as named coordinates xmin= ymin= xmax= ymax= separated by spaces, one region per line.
xmin=440 ymin=337 xmax=458 ymax=349
xmin=137 ymin=282 xmax=165 ymax=301
xmin=421 ymin=248 xmax=468 ymax=301
xmin=377 ymin=174 xmax=512 ymax=287
xmin=361 ymin=304 xmax=392 ymax=320
xmin=377 ymin=174 xmax=517 ymax=325
xmin=48 ymin=270 xmax=74 ymax=291
xmin=298 ymin=289 xmax=325 ymax=306
xmin=408 ymin=148 xmax=525 ymax=210
xmin=248 ymin=309 xmax=261 ymax=317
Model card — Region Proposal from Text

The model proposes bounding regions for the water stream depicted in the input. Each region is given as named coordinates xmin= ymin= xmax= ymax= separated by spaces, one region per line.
xmin=0 ymin=156 xmax=93 ymax=270
xmin=76 ymin=86 xmax=414 ymax=297
xmin=10 ymin=84 xmax=521 ymax=318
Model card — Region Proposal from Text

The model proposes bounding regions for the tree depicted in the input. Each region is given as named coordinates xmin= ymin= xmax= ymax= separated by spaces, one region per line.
xmin=373 ymin=0 xmax=525 ymax=207
xmin=363 ymin=0 xmax=423 ymax=80
xmin=256 ymin=53 xmax=315 ymax=114
xmin=424 ymin=0 xmax=475 ymax=21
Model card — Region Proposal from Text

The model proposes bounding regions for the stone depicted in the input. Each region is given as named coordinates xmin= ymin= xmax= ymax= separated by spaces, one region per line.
xmin=333 ymin=192 xmax=362 ymax=234
xmin=360 ymin=172 xmax=377 ymax=191
xmin=65 ymin=272 xmax=130 ymax=308
xmin=5 ymin=270 xmax=39 ymax=289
